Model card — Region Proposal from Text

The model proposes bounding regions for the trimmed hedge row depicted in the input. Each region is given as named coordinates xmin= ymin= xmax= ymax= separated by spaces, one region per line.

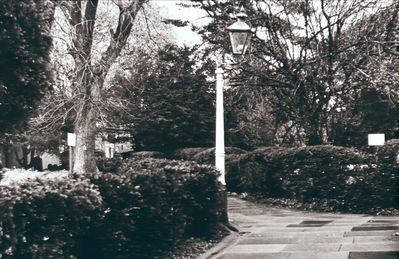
xmin=0 ymin=158 xmax=224 ymax=258
xmin=0 ymin=178 xmax=103 ymax=258
xmin=93 ymin=158 xmax=224 ymax=258
xmin=172 ymin=147 xmax=210 ymax=161
xmin=96 ymin=155 xmax=124 ymax=173
xmin=96 ymin=151 xmax=164 ymax=173
xmin=172 ymin=147 xmax=248 ymax=165
xmin=226 ymin=145 xmax=399 ymax=213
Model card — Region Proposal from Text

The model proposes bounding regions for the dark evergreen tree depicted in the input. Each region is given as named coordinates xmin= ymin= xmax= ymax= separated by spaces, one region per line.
xmin=112 ymin=45 xmax=215 ymax=154
xmin=0 ymin=0 xmax=54 ymax=136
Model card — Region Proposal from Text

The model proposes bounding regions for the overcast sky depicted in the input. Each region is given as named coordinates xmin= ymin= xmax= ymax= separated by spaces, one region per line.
xmin=153 ymin=0 xmax=208 ymax=46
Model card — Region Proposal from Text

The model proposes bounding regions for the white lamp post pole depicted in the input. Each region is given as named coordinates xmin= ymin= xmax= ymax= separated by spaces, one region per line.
xmin=214 ymin=8 xmax=251 ymax=223
xmin=215 ymin=10 xmax=252 ymax=186
xmin=215 ymin=66 xmax=226 ymax=185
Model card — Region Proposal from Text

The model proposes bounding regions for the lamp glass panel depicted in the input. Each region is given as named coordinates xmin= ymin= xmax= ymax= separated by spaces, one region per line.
xmin=229 ymin=31 xmax=250 ymax=54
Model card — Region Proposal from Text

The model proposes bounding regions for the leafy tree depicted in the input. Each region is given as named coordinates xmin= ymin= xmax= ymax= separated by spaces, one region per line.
xmin=0 ymin=0 xmax=54 ymax=137
xmin=111 ymin=45 xmax=215 ymax=154
xmin=195 ymin=0 xmax=398 ymax=146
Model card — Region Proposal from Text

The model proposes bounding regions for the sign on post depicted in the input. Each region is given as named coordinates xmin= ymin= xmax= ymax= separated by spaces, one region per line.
xmin=67 ymin=133 xmax=76 ymax=147
xmin=67 ymin=133 xmax=76 ymax=176
xmin=368 ymin=134 xmax=385 ymax=146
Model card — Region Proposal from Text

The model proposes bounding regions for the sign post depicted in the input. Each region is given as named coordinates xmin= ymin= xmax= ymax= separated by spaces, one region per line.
xmin=368 ymin=134 xmax=385 ymax=146
xmin=67 ymin=133 xmax=76 ymax=177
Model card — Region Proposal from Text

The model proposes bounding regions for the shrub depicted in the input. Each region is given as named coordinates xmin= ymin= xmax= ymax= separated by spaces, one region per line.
xmin=193 ymin=147 xmax=248 ymax=165
xmin=0 ymin=158 xmax=225 ymax=258
xmin=126 ymin=151 xmax=164 ymax=160
xmin=374 ymin=139 xmax=399 ymax=166
xmin=96 ymin=155 xmax=124 ymax=173
xmin=226 ymin=145 xmax=398 ymax=213
xmin=0 ymin=177 xmax=103 ymax=258
xmin=172 ymin=147 xmax=248 ymax=165
xmin=172 ymin=147 xmax=210 ymax=161
xmin=96 ymin=152 xmax=164 ymax=173
xmin=91 ymin=158 xmax=224 ymax=258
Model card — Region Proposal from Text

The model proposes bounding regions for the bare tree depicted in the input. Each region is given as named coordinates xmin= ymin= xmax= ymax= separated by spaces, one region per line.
xmin=40 ymin=0 xmax=148 ymax=174
xmin=197 ymin=0 xmax=398 ymax=146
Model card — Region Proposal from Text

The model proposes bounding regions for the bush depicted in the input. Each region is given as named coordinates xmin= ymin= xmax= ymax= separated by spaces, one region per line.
xmin=0 ymin=177 xmax=103 ymax=258
xmin=193 ymin=147 xmax=248 ymax=165
xmin=173 ymin=147 xmax=247 ymax=165
xmin=0 ymin=158 xmax=225 ymax=258
xmin=374 ymin=139 xmax=399 ymax=165
xmin=96 ymin=155 xmax=124 ymax=173
xmin=92 ymin=157 xmax=225 ymax=258
xmin=126 ymin=151 xmax=164 ymax=160
xmin=226 ymin=145 xmax=398 ymax=213
xmin=96 ymin=151 xmax=164 ymax=173
xmin=172 ymin=147 xmax=210 ymax=161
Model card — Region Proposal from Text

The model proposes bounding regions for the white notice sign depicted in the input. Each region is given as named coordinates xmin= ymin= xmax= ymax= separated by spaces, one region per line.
xmin=368 ymin=134 xmax=385 ymax=146
xmin=67 ymin=133 xmax=76 ymax=147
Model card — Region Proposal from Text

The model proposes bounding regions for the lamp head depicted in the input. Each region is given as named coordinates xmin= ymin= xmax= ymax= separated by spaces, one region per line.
xmin=226 ymin=12 xmax=252 ymax=55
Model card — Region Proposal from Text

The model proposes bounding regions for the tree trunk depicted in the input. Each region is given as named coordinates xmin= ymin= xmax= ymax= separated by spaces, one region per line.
xmin=306 ymin=112 xmax=329 ymax=145
xmin=73 ymin=105 xmax=98 ymax=175
xmin=73 ymin=78 xmax=102 ymax=175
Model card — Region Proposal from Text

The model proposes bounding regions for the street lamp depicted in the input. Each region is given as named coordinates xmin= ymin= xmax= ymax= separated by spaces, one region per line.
xmin=215 ymin=12 xmax=252 ymax=186
xmin=226 ymin=12 xmax=252 ymax=55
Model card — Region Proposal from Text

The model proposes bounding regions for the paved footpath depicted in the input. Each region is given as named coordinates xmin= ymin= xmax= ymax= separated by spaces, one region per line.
xmin=213 ymin=196 xmax=399 ymax=259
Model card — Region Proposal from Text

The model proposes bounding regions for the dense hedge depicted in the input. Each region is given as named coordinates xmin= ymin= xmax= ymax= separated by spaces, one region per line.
xmin=0 ymin=158 xmax=224 ymax=258
xmin=0 ymin=178 xmax=103 ymax=258
xmin=92 ymin=158 xmax=224 ymax=258
xmin=96 ymin=151 xmax=164 ymax=173
xmin=172 ymin=147 xmax=210 ymax=161
xmin=226 ymin=145 xmax=399 ymax=213
xmin=96 ymin=155 xmax=124 ymax=173
xmin=172 ymin=147 xmax=247 ymax=165
xmin=374 ymin=139 xmax=399 ymax=166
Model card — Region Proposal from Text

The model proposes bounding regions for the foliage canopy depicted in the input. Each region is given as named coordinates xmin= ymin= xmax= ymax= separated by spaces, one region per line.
xmin=0 ymin=0 xmax=54 ymax=136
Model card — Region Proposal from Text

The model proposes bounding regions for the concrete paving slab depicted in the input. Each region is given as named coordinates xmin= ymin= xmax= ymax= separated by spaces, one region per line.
xmin=367 ymin=220 xmax=399 ymax=224
xmin=218 ymin=252 xmax=290 ymax=259
xmin=248 ymin=232 xmax=299 ymax=238
xmin=225 ymin=244 xmax=286 ymax=253
xmin=247 ymin=227 xmax=320 ymax=233
xmin=238 ymin=236 xmax=354 ymax=245
xmin=360 ymin=224 xmax=399 ymax=228
xmin=219 ymin=252 xmax=351 ymax=259
xmin=353 ymin=235 xmax=399 ymax=243
xmin=301 ymin=220 xmax=333 ymax=224
xmin=243 ymin=223 xmax=297 ymax=228
xmin=287 ymin=224 xmax=326 ymax=227
xmin=283 ymin=243 xmax=341 ymax=252
xmin=328 ymin=222 xmax=370 ymax=227
xmin=352 ymin=226 xmax=399 ymax=231
xmin=238 ymin=237 xmax=297 ymax=245
xmin=348 ymin=251 xmax=399 ymax=259
xmin=294 ymin=231 xmax=346 ymax=238
xmin=340 ymin=242 xmax=399 ymax=252
xmin=284 ymin=252 xmax=350 ymax=259
xmin=344 ymin=230 xmax=397 ymax=237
